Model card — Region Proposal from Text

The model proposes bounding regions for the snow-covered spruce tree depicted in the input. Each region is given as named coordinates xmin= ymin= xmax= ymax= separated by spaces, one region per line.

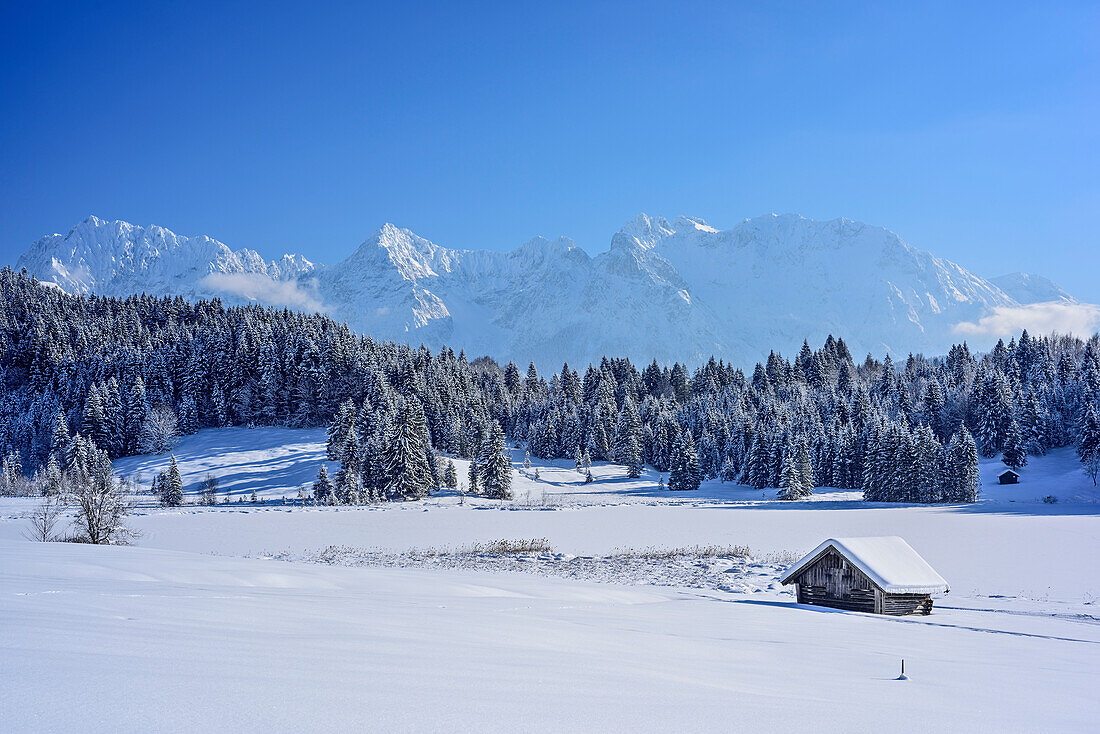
xmin=177 ymin=393 xmax=198 ymax=435
xmin=333 ymin=430 xmax=361 ymax=503
xmin=312 ymin=465 xmax=334 ymax=503
xmin=467 ymin=459 xmax=479 ymax=495
xmin=795 ymin=437 xmax=814 ymax=497
xmin=476 ymin=423 xmax=512 ymax=500
xmin=124 ymin=376 xmax=149 ymax=455
xmin=443 ymin=460 xmax=458 ymax=491
xmin=974 ymin=367 xmax=1012 ymax=458
xmin=943 ymin=426 xmax=980 ymax=502
xmin=720 ymin=457 xmax=738 ymax=483
xmin=612 ymin=398 xmax=644 ymax=478
xmin=41 ymin=455 xmax=64 ymax=496
xmin=913 ymin=425 xmax=943 ymax=503
xmin=777 ymin=452 xmax=804 ymax=500
xmin=1001 ymin=419 xmax=1028 ymax=470
xmin=161 ymin=456 xmax=184 ymax=506
xmin=81 ymin=385 xmax=109 ymax=453
xmin=326 ymin=399 xmax=357 ymax=462
xmin=668 ymin=429 xmax=701 ymax=492
xmin=49 ymin=411 xmax=70 ymax=463
xmin=1077 ymin=405 xmax=1100 ymax=486
xmin=383 ymin=400 xmax=433 ymax=501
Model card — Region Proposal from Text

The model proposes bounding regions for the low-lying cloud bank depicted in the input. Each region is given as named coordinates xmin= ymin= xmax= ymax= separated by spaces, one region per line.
xmin=953 ymin=301 xmax=1100 ymax=338
xmin=199 ymin=273 xmax=326 ymax=313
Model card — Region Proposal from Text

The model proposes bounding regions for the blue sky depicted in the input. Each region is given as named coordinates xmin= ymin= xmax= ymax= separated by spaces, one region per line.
xmin=2 ymin=1 xmax=1097 ymax=299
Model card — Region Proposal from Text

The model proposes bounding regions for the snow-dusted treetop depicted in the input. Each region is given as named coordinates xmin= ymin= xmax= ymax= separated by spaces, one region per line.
xmin=15 ymin=213 xmax=1092 ymax=367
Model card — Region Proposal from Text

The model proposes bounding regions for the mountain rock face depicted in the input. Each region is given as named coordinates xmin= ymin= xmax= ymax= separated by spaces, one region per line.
xmin=989 ymin=272 xmax=1076 ymax=305
xmin=15 ymin=214 xmax=1081 ymax=367
xmin=17 ymin=216 xmax=319 ymax=308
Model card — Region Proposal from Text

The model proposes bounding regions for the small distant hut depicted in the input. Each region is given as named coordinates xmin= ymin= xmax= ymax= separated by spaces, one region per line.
xmin=998 ymin=469 xmax=1019 ymax=485
xmin=780 ymin=536 xmax=948 ymax=615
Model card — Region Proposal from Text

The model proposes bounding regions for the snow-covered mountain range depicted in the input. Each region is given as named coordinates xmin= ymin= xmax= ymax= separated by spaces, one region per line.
xmin=15 ymin=214 xmax=1089 ymax=367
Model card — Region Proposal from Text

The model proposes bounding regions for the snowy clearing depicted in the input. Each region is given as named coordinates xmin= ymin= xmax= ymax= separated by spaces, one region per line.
xmin=2 ymin=540 xmax=1098 ymax=733
xmin=3 ymin=426 xmax=1099 ymax=731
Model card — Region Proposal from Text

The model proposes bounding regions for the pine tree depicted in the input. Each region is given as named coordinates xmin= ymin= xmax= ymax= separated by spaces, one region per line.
xmin=612 ymin=399 xmax=644 ymax=478
xmin=795 ymin=437 xmax=814 ymax=498
xmin=468 ymin=459 xmax=479 ymax=495
xmin=312 ymin=465 xmax=335 ymax=502
xmin=720 ymin=457 xmax=738 ymax=483
xmin=1001 ymin=419 xmax=1028 ymax=470
xmin=326 ymin=400 xmax=357 ymax=461
xmin=669 ymin=430 xmax=701 ymax=491
xmin=943 ymin=426 xmax=980 ymax=502
xmin=124 ymin=376 xmax=149 ymax=455
xmin=82 ymin=386 xmax=109 ymax=451
xmin=49 ymin=411 xmax=70 ymax=461
xmin=383 ymin=401 xmax=433 ymax=501
xmin=912 ymin=425 xmax=943 ymax=502
xmin=777 ymin=452 xmax=804 ymax=500
xmin=477 ymin=423 xmax=513 ymax=500
xmin=161 ymin=456 xmax=184 ymax=506
xmin=1077 ymin=406 xmax=1100 ymax=486
xmin=443 ymin=460 xmax=458 ymax=490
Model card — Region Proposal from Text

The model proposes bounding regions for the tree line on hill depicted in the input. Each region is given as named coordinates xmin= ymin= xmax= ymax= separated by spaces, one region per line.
xmin=2 ymin=267 xmax=1100 ymax=513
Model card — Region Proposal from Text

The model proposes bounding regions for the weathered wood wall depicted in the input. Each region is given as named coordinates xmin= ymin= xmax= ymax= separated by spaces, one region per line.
xmin=791 ymin=549 xmax=876 ymax=613
xmin=791 ymin=548 xmax=934 ymax=615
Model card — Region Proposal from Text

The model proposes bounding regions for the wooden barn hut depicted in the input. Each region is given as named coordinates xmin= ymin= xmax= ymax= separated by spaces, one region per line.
xmin=999 ymin=469 xmax=1020 ymax=484
xmin=780 ymin=536 xmax=948 ymax=615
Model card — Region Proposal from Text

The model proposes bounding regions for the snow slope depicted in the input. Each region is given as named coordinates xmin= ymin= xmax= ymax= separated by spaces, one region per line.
xmin=3 ymin=427 xmax=1099 ymax=730
xmin=16 ymin=214 xmax=1089 ymax=366
xmin=2 ymin=540 xmax=1097 ymax=732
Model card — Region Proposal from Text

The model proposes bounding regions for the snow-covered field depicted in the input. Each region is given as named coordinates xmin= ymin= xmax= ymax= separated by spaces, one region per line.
xmin=3 ymin=426 xmax=1099 ymax=732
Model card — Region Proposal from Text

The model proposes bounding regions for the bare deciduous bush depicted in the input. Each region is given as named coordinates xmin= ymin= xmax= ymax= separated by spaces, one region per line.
xmin=199 ymin=473 xmax=219 ymax=505
xmin=23 ymin=495 xmax=65 ymax=542
xmin=70 ymin=450 xmax=137 ymax=545
xmin=139 ymin=406 xmax=180 ymax=455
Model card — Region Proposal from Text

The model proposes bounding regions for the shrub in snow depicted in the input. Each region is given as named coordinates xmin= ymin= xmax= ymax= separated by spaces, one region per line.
xmin=70 ymin=447 xmax=136 ymax=545
xmin=24 ymin=495 xmax=64 ymax=542
xmin=199 ymin=473 xmax=219 ymax=505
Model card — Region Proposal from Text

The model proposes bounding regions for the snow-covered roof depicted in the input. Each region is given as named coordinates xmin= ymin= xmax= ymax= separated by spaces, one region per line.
xmin=779 ymin=536 xmax=949 ymax=595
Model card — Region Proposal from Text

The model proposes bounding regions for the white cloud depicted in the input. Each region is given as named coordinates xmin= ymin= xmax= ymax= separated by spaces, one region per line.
xmin=199 ymin=273 xmax=327 ymax=313
xmin=953 ymin=301 xmax=1100 ymax=338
